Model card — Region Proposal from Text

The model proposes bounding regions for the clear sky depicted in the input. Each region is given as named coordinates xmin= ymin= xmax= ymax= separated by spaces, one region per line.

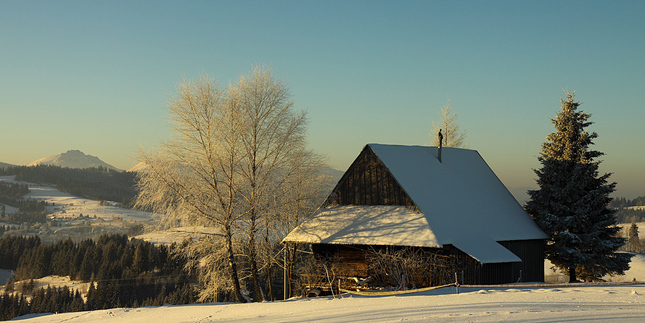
xmin=1 ymin=0 xmax=643 ymax=199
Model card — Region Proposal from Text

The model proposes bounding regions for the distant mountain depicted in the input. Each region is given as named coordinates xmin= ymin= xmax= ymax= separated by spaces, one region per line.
xmin=127 ymin=161 xmax=148 ymax=172
xmin=27 ymin=150 xmax=121 ymax=171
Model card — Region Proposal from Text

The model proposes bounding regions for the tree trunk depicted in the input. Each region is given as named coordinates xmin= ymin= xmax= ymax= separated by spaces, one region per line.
xmin=225 ymin=225 xmax=246 ymax=303
xmin=288 ymin=243 xmax=298 ymax=298
xmin=266 ymin=262 xmax=274 ymax=301
xmin=248 ymin=214 xmax=263 ymax=302
xmin=265 ymin=228 xmax=275 ymax=302
xmin=568 ymin=264 xmax=577 ymax=283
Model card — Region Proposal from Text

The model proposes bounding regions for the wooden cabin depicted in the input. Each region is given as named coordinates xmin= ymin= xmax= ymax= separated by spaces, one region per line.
xmin=284 ymin=144 xmax=547 ymax=288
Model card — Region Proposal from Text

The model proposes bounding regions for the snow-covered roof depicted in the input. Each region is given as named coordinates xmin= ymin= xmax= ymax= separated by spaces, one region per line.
xmin=284 ymin=144 xmax=548 ymax=264
xmin=284 ymin=205 xmax=440 ymax=247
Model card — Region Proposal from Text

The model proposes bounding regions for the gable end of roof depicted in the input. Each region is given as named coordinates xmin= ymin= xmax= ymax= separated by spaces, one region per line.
xmin=323 ymin=145 xmax=418 ymax=209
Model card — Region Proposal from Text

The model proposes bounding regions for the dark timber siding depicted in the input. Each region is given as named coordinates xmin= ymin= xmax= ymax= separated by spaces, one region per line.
xmin=324 ymin=146 xmax=416 ymax=209
xmin=498 ymin=239 xmax=545 ymax=283
xmin=447 ymin=240 xmax=545 ymax=284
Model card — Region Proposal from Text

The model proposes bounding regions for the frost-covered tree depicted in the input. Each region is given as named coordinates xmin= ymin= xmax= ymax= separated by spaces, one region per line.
xmin=430 ymin=99 xmax=466 ymax=147
xmin=136 ymin=74 xmax=247 ymax=302
xmin=525 ymin=92 xmax=631 ymax=282
xmin=136 ymin=67 xmax=326 ymax=302
xmin=234 ymin=67 xmax=321 ymax=302
xmin=271 ymin=150 xmax=332 ymax=298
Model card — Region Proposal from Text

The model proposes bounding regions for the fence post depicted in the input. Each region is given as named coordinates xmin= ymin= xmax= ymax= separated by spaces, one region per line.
xmin=455 ymin=272 xmax=459 ymax=294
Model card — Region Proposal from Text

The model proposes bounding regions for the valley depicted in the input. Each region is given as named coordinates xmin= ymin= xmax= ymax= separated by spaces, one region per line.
xmin=0 ymin=176 xmax=156 ymax=243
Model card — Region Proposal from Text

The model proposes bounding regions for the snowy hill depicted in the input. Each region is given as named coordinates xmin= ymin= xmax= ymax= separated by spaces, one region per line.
xmin=127 ymin=161 xmax=147 ymax=172
xmin=27 ymin=150 xmax=121 ymax=171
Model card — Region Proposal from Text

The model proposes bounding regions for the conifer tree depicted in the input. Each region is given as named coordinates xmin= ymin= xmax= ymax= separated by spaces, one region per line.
xmin=628 ymin=223 xmax=641 ymax=253
xmin=86 ymin=282 xmax=96 ymax=310
xmin=525 ymin=92 xmax=631 ymax=282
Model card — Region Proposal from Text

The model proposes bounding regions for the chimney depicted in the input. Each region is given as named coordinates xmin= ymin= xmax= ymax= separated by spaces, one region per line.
xmin=438 ymin=129 xmax=443 ymax=163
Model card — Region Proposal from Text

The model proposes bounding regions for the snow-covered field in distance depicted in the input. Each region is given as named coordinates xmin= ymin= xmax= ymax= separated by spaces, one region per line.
xmin=618 ymin=222 xmax=645 ymax=234
xmin=0 ymin=175 xmax=157 ymax=223
xmin=135 ymin=226 xmax=219 ymax=245
xmin=542 ymin=253 xmax=645 ymax=284
xmin=0 ymin=273 xmax=90 ymax=296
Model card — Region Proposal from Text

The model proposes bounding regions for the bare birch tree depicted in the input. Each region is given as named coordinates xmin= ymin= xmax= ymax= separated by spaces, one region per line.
xmin=135 ymin=75 xmax=247 ymax=302
xmin=430 ymin=99 xmax=466 ymax=147
xmin=235 ymin=67 xmax=309 ymax=302
xmin=135 ymin=67 xmax=328 ymax=302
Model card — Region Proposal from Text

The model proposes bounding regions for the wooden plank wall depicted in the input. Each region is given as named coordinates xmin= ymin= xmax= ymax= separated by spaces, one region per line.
xmin=324 ymin=146 xmax=416 ymax=209
xmin=499 ymin=239 xmax=545 ymax=283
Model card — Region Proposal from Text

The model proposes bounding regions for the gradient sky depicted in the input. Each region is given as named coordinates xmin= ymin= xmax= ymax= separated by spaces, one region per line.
xmin=1 ymin=0 xmax=643 ymax=199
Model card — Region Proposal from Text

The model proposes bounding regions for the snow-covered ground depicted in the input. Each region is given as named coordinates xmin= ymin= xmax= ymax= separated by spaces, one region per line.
xmin=14 ymin=284 xmax=645 ymax=322
xmin=5 ymin=253 xmax=645 ymax=322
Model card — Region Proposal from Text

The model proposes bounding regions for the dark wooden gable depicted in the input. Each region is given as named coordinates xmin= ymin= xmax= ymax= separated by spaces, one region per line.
xmin=323 ymin=145 xmax=417 ymax=209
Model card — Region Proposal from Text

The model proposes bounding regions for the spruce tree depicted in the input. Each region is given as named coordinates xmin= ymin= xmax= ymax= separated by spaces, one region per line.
xmin=525 ymin=92 xmax=631 ymax=282
xmin=628 ymin=223 xmax=641 ymax=252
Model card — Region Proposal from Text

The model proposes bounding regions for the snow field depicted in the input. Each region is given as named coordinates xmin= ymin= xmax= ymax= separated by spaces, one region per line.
xmin=16 ymin=285 xmax=645 ymax=322
xmin=0 ymin=176 xmax=156 ymax=224
xmin=135 ymin=226 xmax=219 ymax=245
xmin=25 ymin=186 xmax=155 ymax=223
xmin=8 ymin=255 xmax=645 ymax=322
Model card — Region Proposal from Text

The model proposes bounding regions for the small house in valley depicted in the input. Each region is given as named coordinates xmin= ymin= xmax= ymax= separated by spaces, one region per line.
xmin=283 ymin=144 xmax=547 ymax=288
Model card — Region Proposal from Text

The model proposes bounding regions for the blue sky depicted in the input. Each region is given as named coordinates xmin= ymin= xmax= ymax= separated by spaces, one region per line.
xmin=1 ymin=0 xmax=643 ymax=199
